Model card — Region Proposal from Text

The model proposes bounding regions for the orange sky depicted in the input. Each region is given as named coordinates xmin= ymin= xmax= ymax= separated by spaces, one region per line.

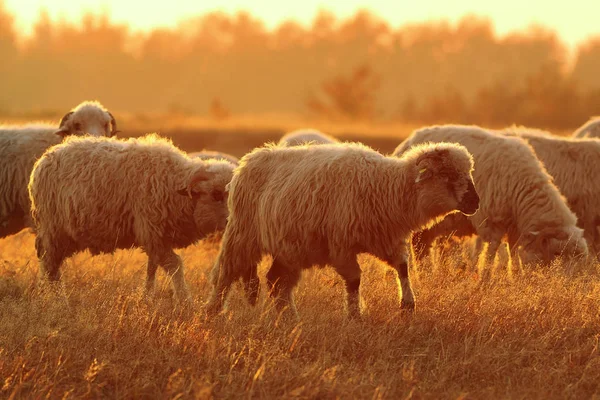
xmin=4 ymin=0 xmax=600 ymax=49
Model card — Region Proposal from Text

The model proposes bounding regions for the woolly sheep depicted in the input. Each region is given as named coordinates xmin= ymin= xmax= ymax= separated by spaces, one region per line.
xmin=502 ymin=126 xmax=600 ymax=256
xmin=28 ymin=134 xmax=234 ymax=300
xmin=394 ymin=125 xmax=588 ymax=270
xmin=206 ymin=141 xmax=479 ymax=317
xmin=188 ymin=150 xmax=239 ymax=166
xmin=278 ymin=128 xmax=339 ymax=146
xmin=0 ymin=100 xmax=117 ymax=240
xmin=573 ymin=117 xmax=600 ymax=138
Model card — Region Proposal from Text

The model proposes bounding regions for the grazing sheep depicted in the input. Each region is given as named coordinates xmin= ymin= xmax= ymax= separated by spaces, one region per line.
xmin=278 ymin=128 xmax=339 ymax=146
xmin=206 ymin=141 xmax=479 ymax=317
xmin=189 ymin=150 xmax=239 ymax=166
xmin=502 ymin=126 xmax=600 ymax=256
xmin=0 ymin=101 xmax=117 ymax=240
xmin=28 ymin=134 xmax=234 ymax=300
xmin=573 ymin=117 xmax=600 ymax=138
xmin=395 ymin=125 xmax=588 ymax=270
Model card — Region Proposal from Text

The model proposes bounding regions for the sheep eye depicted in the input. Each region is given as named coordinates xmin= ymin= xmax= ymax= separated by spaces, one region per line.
xmin=74 ymin=123 xmax=82 ymax=131
xmin=212 ymin=190 xmax=224 ymax=202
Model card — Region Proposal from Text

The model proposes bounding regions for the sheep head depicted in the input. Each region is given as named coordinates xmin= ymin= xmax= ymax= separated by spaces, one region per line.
xmin=177 ymin=162 xmax=235 ymax=236
xmin=410 ymin=143 xmax=479 ymax=221
xmin=519 ymin=226 xmax=588 ymax=264
xmin=54 ymin=101 xmax=118 ymax=138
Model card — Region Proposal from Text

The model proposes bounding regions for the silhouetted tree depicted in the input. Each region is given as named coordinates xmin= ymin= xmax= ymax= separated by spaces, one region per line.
xmin=307 ymin=64 xmax=381 ymax=121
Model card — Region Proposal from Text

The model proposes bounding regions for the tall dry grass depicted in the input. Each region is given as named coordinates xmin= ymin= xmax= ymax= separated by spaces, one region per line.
xmin=0 ymin=123 xmax=598 ymax=398
xmin=1 ymin=230 xmax=599 ymax=399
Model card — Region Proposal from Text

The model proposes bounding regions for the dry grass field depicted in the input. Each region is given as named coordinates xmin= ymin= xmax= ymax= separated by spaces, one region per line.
xmin=1 ymin=124 xmax=599 ymax=399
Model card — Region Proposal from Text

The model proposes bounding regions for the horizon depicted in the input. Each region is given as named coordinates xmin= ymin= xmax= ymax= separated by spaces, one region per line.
xmin=4 ymin=0 xmax=600 ymax=50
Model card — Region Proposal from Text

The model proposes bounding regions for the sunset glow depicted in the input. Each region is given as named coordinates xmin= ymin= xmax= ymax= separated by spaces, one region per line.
xmin=5 ymin=0 xmax=600 ymax=48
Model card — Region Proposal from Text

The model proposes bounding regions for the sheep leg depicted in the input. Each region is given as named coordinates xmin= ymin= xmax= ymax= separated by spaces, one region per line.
xmin=333 ymin=258 xmax=362 ymax=317
xmin=241 ymin=261 xmax=260 ymax=307
xmin=157 ymin=250 xmax=190 ymax=302
xmin=266 ymin=258 xmax=301 ymax=316
xmin=205 ymin=254 xmax=234 ymax=315
xmin=509 ymin=244 xmax=523 ymax=276
xmin=206 ymin=229 xmax=262 ymax=315
xmin=145 ymin=255 xmax=159 ymax=294
xmin=383 ymin=252 xmax=415 ymax=311
xmin=478 ymin=239 xmax=501 ymax=282
xmin=35 ymin=235 xmax=69 ymax=281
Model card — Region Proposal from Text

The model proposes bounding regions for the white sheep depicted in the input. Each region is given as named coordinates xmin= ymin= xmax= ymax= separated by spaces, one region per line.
xmin=573 ymin=117 xmax=600 ymax=138
xmin=28 ymin=134 xmax=234 ymax=300
xmin=206 ymin=141 xmax=479 ymax=317
xmin=278 ymin=128 xmax=339 ymax=146
xmin=394 ymin=125 xmax=588 ymax=271
xmin=188 ymin=150 xmax=239 ymax=166
xmin=0 ymin=101 xmax=117 ymax=240
xmin=503 ymin=126 xmax=600 ymax=256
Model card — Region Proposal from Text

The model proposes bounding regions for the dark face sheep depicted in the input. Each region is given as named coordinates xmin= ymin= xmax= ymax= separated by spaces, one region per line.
xmin=177 ymin=165 xmax=232 ymax=235
xmin=55 ymin=101 xmax=118 ymax=138
xmin=413 ymin=147 xmax=480 ymax=223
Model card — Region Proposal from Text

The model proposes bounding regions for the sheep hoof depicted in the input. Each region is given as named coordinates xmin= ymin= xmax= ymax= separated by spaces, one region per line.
xmin=400 ymin=300 xmax=415 ymax=311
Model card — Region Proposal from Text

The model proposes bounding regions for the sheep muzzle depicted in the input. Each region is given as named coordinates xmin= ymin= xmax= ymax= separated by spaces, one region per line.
xmin=458 ymin=179 xmax=479 ymax=216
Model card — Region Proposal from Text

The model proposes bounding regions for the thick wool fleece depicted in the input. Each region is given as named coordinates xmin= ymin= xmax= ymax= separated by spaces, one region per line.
xmin=394 ymin=124 xmax=587 ymax=266
xmin=573 ymin=117 xmax=600 ymax=138
xmin=278 ymin=129 xmax=339 ymax=146
xmin=0 ymin=101 xmax=115 ymax=238
xmin=207 ymin=140 xmax=477 ymax=315
xmin=504 ymin=126 xmax=600 ymax=255
xmin=29 ymin=134 xmax=234 ymax=299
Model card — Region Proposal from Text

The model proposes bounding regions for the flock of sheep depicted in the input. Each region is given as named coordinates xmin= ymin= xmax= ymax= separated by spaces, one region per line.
xmin=1 ymin=100 xmax=600 ymax=317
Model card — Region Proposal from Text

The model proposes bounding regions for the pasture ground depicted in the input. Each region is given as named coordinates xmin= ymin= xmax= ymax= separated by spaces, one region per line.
xmin=1 ymin=122 xmax=598 ymax=399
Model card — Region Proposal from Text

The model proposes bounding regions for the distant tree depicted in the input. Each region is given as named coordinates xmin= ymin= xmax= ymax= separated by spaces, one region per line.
xmin=307 ymin=64 xmax=381 ymax=121
xmin=572 ymin=37 xmax=600 ymax=90
xmin=209 ymin=97 xmax=230 ymax=120
xmin=0 ymin=0 xmax=17 ymax=111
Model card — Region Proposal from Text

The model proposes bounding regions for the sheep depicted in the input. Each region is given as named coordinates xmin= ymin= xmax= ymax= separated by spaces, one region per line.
xmin=205 ymin=141 xmax=479 ymax=317
xmin=502 ymin=126 xmax=600 ymax=256
xmin=28 ymin=134 xmax=234 ymax=300
xmin=0 ymin=101 xmax=117 ymax=240
xmin=278 ymin=128 xmax=339 ymax=146
xmin=188 ymin=150 xmax=239 ymax=166
xmin=394 ymin=125 xmax=588 ymax=272
xmin=573 ymin=117 xmax=600 ymax=138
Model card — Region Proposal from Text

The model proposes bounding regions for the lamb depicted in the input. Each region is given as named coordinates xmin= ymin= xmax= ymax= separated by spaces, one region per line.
xmin=278 ymin=128 xmax=339 ymax=146
xmin=188 ymin=150 xmax=239 ymax=166
xmin=0 ymin=100 xmax=117 ymax=240
xmin=28 ymin=134 xmax=234 ymax=300
xmin=206 ymin=141 xmax=479 ymax=317
xmin=394 ymin=125 xmax=588 ymax=270
xmin=573 ymin=117 xmax=600 ymax=138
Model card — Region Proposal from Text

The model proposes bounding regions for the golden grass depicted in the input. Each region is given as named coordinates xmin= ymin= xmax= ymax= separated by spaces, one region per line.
xmin=0 ymin=122 xmax=596 ymax=398
xmin=1 ymin=231 xmax=600 ymax=399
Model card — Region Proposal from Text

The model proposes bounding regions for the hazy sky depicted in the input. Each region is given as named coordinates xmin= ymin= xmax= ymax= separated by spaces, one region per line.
xmin=4 ymin=0 xmax=600 ymax=48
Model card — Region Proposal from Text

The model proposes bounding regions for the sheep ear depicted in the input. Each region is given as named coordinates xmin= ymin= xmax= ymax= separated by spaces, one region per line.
xmin=54 ymin=126 xmax=71 ymax=137
xmin=415 ymin=167 xmax=432 ymax=183
xmin=54 ymin=111 xmax=74 ymax=137
xmin=108 ymin=112 xmax=120 ymax=137
xmin=58 ymin=111 xmax=73 ymax=127
xmin=178 ymin=169 xmax=210 ymax=199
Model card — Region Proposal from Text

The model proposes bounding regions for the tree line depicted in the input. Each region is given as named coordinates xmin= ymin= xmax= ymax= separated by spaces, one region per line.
xmin=1 ymin=2 xmax=599 ymax=130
